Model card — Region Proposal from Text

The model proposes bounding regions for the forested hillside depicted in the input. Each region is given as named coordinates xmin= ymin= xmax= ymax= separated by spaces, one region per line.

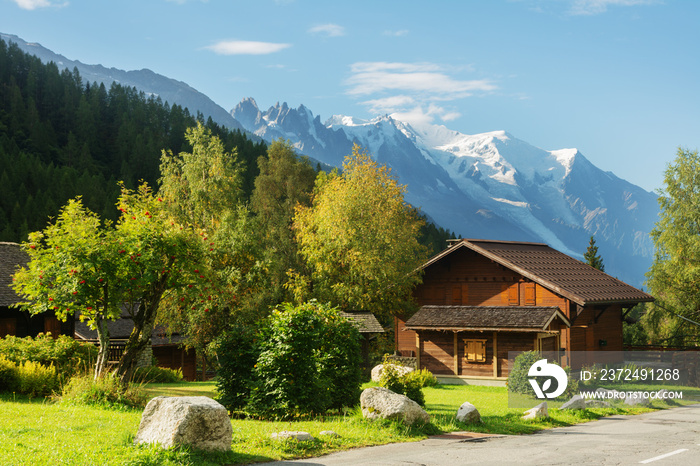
xmin=0 ymin=38 xmax=453 ymax=253
xmin=0 ymin=38 xmax=266 ymax=242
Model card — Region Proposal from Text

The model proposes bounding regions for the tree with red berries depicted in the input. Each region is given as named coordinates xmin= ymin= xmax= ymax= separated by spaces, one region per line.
xmin=12 ymin=183 xmax=214 ymax=384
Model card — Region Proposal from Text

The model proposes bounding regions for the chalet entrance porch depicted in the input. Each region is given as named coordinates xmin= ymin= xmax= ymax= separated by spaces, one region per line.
xmin=404 ymin=305 xmax=570 ymax=381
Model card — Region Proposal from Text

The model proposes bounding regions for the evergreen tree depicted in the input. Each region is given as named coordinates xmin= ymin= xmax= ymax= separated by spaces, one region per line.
xmin=583 ymin=235 xmax=605 ymax=271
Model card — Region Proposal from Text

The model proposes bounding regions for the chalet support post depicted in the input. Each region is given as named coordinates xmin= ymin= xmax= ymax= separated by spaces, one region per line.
xmin=492 ymin=331 xmax=498 ymax=378
xmin=415 ymin=333 xmax=421 ymax=369
xmin=453 ymin=332 xmax=459 ymax=375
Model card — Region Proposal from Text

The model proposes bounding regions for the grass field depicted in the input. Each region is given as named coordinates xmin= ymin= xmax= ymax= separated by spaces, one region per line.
xmin=1 ymin=381 xmax=696 ymax=466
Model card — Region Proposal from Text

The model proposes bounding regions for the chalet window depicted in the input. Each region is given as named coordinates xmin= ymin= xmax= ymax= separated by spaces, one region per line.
xmin=464 ymin=339 xmax=487 ymax=363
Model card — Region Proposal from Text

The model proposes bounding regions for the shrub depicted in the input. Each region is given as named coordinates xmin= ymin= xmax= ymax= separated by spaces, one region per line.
xmin=244 ymin=301 xmax=362 ymax=419
xmin=0 ymin=356 xmax=19 ymax=392
xmin=507 ymin=351 xmax=578 ymax=398
xmin=0 ymin=333 xmax=97 ymax=379
xmin=60 ymin=373 xmax=148 ymax=409
xmin=132 ymin=366 xmax=183 ymax=384
xmin=378 ymin=361 xmax=432 ymax=406
xmin=213 ymin=323 xmax=261 ymax=412
xmin=16 ymin=360 xmax=60 ymax=397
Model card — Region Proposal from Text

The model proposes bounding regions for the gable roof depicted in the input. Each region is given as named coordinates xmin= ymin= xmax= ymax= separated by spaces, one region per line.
xmin=422 ymin=239 xmax=654 ymax=306
xmin=339 ymin=311 xmax=385 ymax=333
xmin=0 ymin=242 xmax=28 ymax=307
xmin=405 ymin=305 xmax=569 ymax=332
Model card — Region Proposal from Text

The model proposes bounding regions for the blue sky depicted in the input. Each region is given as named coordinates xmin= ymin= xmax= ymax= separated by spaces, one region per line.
xmin=2 ymin=0 xmax=698 ymax=192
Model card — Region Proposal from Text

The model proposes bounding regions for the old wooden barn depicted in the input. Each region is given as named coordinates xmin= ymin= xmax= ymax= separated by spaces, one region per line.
xmin=395 ymin=239 xmax=654 ymax=382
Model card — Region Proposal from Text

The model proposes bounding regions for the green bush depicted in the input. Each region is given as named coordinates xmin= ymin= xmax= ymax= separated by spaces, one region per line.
xmin=244 ymin=301 xmax=362 ymax=419
xmin=378 ymin=361 xmax=430 ymax=406
xmin=0 ymin=333 xmax=97 ymax=379
xmin=213 ymin=323 xmax=261 ymax=412
xmin=16 ymin=360 xmax=59 ymax=397
xmin=132 ymin=366 xmax=184 ymax=384
xmin=0 ymin=356 xmax=19 ymax=392
xmin=60 ymin=373 xmax=148 ymax=409
xmin=507 ymin=351 xmax=578 ymax=398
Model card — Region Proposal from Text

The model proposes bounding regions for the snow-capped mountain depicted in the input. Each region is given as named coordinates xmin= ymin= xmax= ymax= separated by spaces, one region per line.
xmin=233 ymin=98 xmax=658 ymax=287
xmin=1 ymin=33 xmax=244 ymax=132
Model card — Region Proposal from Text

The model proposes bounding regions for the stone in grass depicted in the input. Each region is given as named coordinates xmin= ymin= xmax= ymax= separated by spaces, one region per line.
xmin=522 ymin=402 xmax=548 ymax=420
xmin=370 ymin=363 xmax=414 ymax=383
xmin=360 ymin=387 xmax=430 ymax=426
xmin=270 ymin=431 xmax=315 ymax=441
xmin=455 ymin=402 xmax=481 ymax=423
xmin=134 ymin=396 xmax=232 ymax=452
xmin=624 ymin=392 xmax=651 ymax=407
xmin=560 ymin=394 xmax=586 ymax=410
xmin=585 ymin=399 xmax=611 ymax=408
xmin=319 ymin=430 xmax=340 ymax=438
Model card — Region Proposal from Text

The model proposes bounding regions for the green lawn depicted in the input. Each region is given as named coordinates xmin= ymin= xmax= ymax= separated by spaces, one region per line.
xmin=1 ymin=381 xmax=696 ymax=466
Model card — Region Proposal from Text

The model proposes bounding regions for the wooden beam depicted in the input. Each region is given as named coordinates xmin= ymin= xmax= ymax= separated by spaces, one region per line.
xmin=492 ymin=331 xmax=498 ymax=378
xmin=416 ymin=333 xmax=421 ymax=369
xmin=453 ymin=332 xmax=459 ymax=375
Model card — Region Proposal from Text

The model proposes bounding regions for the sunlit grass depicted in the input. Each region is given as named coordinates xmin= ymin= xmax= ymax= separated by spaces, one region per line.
xmin=1 ymin=380 xmax=693 ymax=465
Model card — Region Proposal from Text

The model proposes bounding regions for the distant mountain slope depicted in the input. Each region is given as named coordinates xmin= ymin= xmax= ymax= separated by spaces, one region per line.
xmin=1 ymin=32 xmax=244 ymax=132
xmin=233 ymin=98 xmax=659 ymax=287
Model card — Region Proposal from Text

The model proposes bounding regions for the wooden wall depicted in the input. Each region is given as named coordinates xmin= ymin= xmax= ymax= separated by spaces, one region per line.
xmin=152 ymin=345 xmax=197 ymax=381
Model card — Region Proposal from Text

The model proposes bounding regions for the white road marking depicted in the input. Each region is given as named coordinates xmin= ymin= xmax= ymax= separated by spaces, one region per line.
xmin=639 ymin=449 xmax=689 ymax=464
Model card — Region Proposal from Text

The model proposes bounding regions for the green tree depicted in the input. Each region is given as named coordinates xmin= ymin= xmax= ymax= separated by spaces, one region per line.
xmin=250 ymin=139 xmax=317 ymax=306
xmin=646 ymin=148 xmax=700 ymax=345
xmin=583 ymin=235 xmax=605 ymax=271
xmin=293 ymin=144 xmax=428 ymax=318
xmin=158 ymin=124 xmax=264 ymax=352
xmin=12 ymin=183 xmax=211 ymax=384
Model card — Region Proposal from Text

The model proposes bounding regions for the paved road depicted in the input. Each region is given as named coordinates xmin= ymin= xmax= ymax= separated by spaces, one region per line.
xmin=259 ymin=404 xmax=700 ymax=465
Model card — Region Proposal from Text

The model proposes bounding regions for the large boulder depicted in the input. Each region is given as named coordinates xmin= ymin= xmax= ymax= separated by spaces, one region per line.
xmin=360 ymin=387 xmax=429 ymax=426
xmin=455 ymin=401 xmax=481 ymax=423
xmin=624 ymin=391 xmax=651 ymax=407
xmin=370 ymin=363 xmax=414 ymax=383
xmin=134 ymin=396 xmax=232 ymax=452
xmin=560 ymin=394 xmax=586 ymax=410
xmin=522 ymin=402 xmax=548 ymax=420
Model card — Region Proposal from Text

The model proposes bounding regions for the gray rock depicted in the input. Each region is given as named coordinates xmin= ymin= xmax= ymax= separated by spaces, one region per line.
xmin=585 ymin=399 xmax=611 ymax=408
xmin=370 ymin=363 xmax=414 ymax=383
xmin=624 ymin=391 xmax=651 ymax=406
xmin=522 ymin=402 xmax=548 ymax=420
xmin=360 ymin=387 xmax=430 ymax=426
xmin=319 ymin=430 xmax=340 ymax=438
xmin=455 ymin=401 xmax=481 ymax=423
xmin=560 ymin=394 xmax=585 ymax=410
xmin=270 ymin=431 xmax=315 ymax=441
xmin=134 ymin=396 xmax=232 ymax=452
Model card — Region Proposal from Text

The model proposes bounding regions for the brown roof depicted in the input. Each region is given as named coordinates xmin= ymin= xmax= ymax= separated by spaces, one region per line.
xmin=339 ymin=311 xmax=385 ymax=333
xmin=74 ymin=309 xmax=186 ymax=346
xmin=405 ymin=305 xmax=569 ymax=332
xmin=424 ymin=239 xmax=654 ymax=306
xmin=0 ymin=242 xmax=28 ymax=307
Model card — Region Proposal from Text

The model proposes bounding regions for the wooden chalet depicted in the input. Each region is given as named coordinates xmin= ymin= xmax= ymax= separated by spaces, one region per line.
xmin=339 ymin=311 xmax=385 ymax=376
xmin=0 ymin=242 xmax=74 ymax=338
xmin=396 ymin=239 xmax=654 ymax=382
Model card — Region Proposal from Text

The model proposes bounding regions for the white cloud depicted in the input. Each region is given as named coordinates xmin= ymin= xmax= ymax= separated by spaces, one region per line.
xmin=383 ymin=29 xmax=409 ymax=37
xmin=13 ymin=0 xmax=67 ymax=10
xmin=345 ymin=61 xmax=491 ymax=125
xmin=308 ymin=23 xmax=346 ymax=37
xmin=204 ymin=40 xmax=291 ymax=55
xmin=391 ymin=104 xmax=462 ymax=126
xmin=346 ymin=61 xmax=496 ymax=98
xmin=569 ymin=0 xmax=659 ymax=15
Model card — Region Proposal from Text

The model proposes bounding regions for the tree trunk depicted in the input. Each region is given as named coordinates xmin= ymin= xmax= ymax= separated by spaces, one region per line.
xmin=116 ymin=297 xmax=159 ymax=387
xmin=94 ymin=313 xmax=110 ymax=380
